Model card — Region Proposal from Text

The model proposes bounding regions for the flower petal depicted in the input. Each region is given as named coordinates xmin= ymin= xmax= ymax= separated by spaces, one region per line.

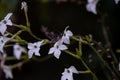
xmin=66 ymin=30 xmax=73 ymax=37
xmin=48 ymin=47 xmax=55 ymax=54
xmin=62 ymin=36 xmax=70 ymax=44
xmin=36 ymin=40 xmax=44 ymax=47
xmin=13 ymin=44 xmax=25 ymax=60
xmin=34 ymin=48 xmax=40 ymax=56
xmin=3 ymin=66 xmax=13 ymax=79
xmin=61 ymin=73 xmax=73 ymax=80
xmin=54 ymin=49 xmax=61 ymax=59
xmin=86 ymin=3 xmax=97 ymax=14
xmin=14 ymin=50 xmax=22 ymax=60
xmin=59 ymin=44 xmax=68 ymax=50
xmin=0 ymin=24 xmax=7 ymax=35
xmin=61 ymin=69 xmax=74 ymax=80
xmin=4 ymin=13 xmax=12 ymax=20
xmin=6 ymin=20 xmax=12 ymax=26
xmin=69 ymin=66 xmax=78 ymax=74
xmin=28 ymin=50 xmax=34 ymax=58
xmin=28 ymin=43 xmax=34 ymax=49
xmin=0 ymin=36 xmax=10 ymax=52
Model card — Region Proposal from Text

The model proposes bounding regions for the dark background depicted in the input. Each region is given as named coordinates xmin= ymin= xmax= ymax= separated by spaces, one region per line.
xmin=0 ymin=0 xmax=120 ymax=80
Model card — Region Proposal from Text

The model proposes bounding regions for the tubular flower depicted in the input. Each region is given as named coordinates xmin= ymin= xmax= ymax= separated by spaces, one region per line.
xmin=21 ymin=1 xmax=28 ymax=12
xmin=62 ymin=27 xmax=73 ymax=44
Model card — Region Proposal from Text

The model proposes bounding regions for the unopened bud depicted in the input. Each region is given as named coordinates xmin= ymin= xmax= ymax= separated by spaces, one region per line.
xmin=21 ymin=1 xmax=28 ymax=12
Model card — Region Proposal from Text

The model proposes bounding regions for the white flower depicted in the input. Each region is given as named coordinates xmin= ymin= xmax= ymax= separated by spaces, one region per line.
xmin=48 ymin=39 xmax=68 ymax=59
xmin=28 ymin=40 xmax=44 ymax=58
xmin=86 ymin=0 xmax=99 ymax=14
xmin=61 ymin=66 xmax=78 ymax=80
xmin=115 ymin=0 xmax=120 ymax=4
xmin=2 ymin=66 xmax=13 ymax=79
xmin=13 ymin=43 xmax=26 ymax=60
xmin=0 ymin=35 xmax=10 ymax=53
xmin=0 ymin=53 xmax=13 ymax=79
xmin=0 ymin=13 xmax=12 ymax=35
xmin=62 ymin=27 xmax=73 ymax=44
xmin=21 ymin=1 xmax=28 ymax=11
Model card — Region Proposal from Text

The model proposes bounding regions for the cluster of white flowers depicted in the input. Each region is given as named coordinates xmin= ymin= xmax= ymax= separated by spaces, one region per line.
xmin=0 ymin=13 xmax=13 ymax=79
xmin=0 ymin=1 xmax=79 ymax=80
xmin=0 ymin=13 xmax=12 ymax=53
xmin=0 ymin=12 xmax=74 ymax=79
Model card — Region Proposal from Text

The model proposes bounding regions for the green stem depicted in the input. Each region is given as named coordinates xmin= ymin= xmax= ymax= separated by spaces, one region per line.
xmin=32 ymin=55 xmax=53 ymax=62
xmin=64 ymin=50 xmax=80 ymax=59
xmin=78 ymin=70 xmax=91 ymax=74
xmin=4 ymin=44 xmax=13 ymax=47
xmin=71 ymin=36 xmax=88 ymax=44
xmin=5 ymin=56 xmax=27 ymax=61
xmin=112 ymin=63 xmax=120 ymax=77
xmin=80 ymin=58 xmax=98 ymax=80
xmin=13 ymin=24 xmax=41 ymax=40
xmin=10 ymin=30 xmax=24 ymax=40
xmin=89 ymin=44 xmax=119 ymax=80
xmin=93 ymin=40 xmax=120 ymax=77
xmin=24 ymin=9 xmax=30 ymax=27
xmin=101 ymin=14 xmax=118 ymax=65
xmin=64 ymin=50 xmax=98 ymax=80
xmin=78 ymin=37 xmax=82 ymax=57
xmin=28 ymin=31 xmax=41 ymax=40
xmin=10 ymin=59 xmax=30 ymax=69
xmin=6 ymin=31 xmax=28 ymax=45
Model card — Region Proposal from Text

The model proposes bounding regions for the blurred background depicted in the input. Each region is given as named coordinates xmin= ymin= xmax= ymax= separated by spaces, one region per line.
xmin=0 ymin=0 xmax=120 ymax=80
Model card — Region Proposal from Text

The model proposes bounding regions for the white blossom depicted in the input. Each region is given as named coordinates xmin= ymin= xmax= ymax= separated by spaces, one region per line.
xmin=0 ymin=35 xmax=10 ymax=53
xmin=48 ymin=39 xmax=68 ymax=59
xmin=13 ymin=43 xmax=26 ymax=60
xmin=0 ymin=13 xmax=12 ymax=35
xmin=0 ymin=53 xmax=13 ymax=79
xmin=28 ymin=40 xmax=44 ymax=58
xmin=86 ymin=0 xmax=99 ymax=14
xmin=61 ymin=66 xmax=78 ymax=80
xmin=115 ymin=0 xmax=120 ymax=4
xmin=62 ymin=27 xmax=73 ymax=44
xmin=2 ymin=66 xmax=13 ymax=79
